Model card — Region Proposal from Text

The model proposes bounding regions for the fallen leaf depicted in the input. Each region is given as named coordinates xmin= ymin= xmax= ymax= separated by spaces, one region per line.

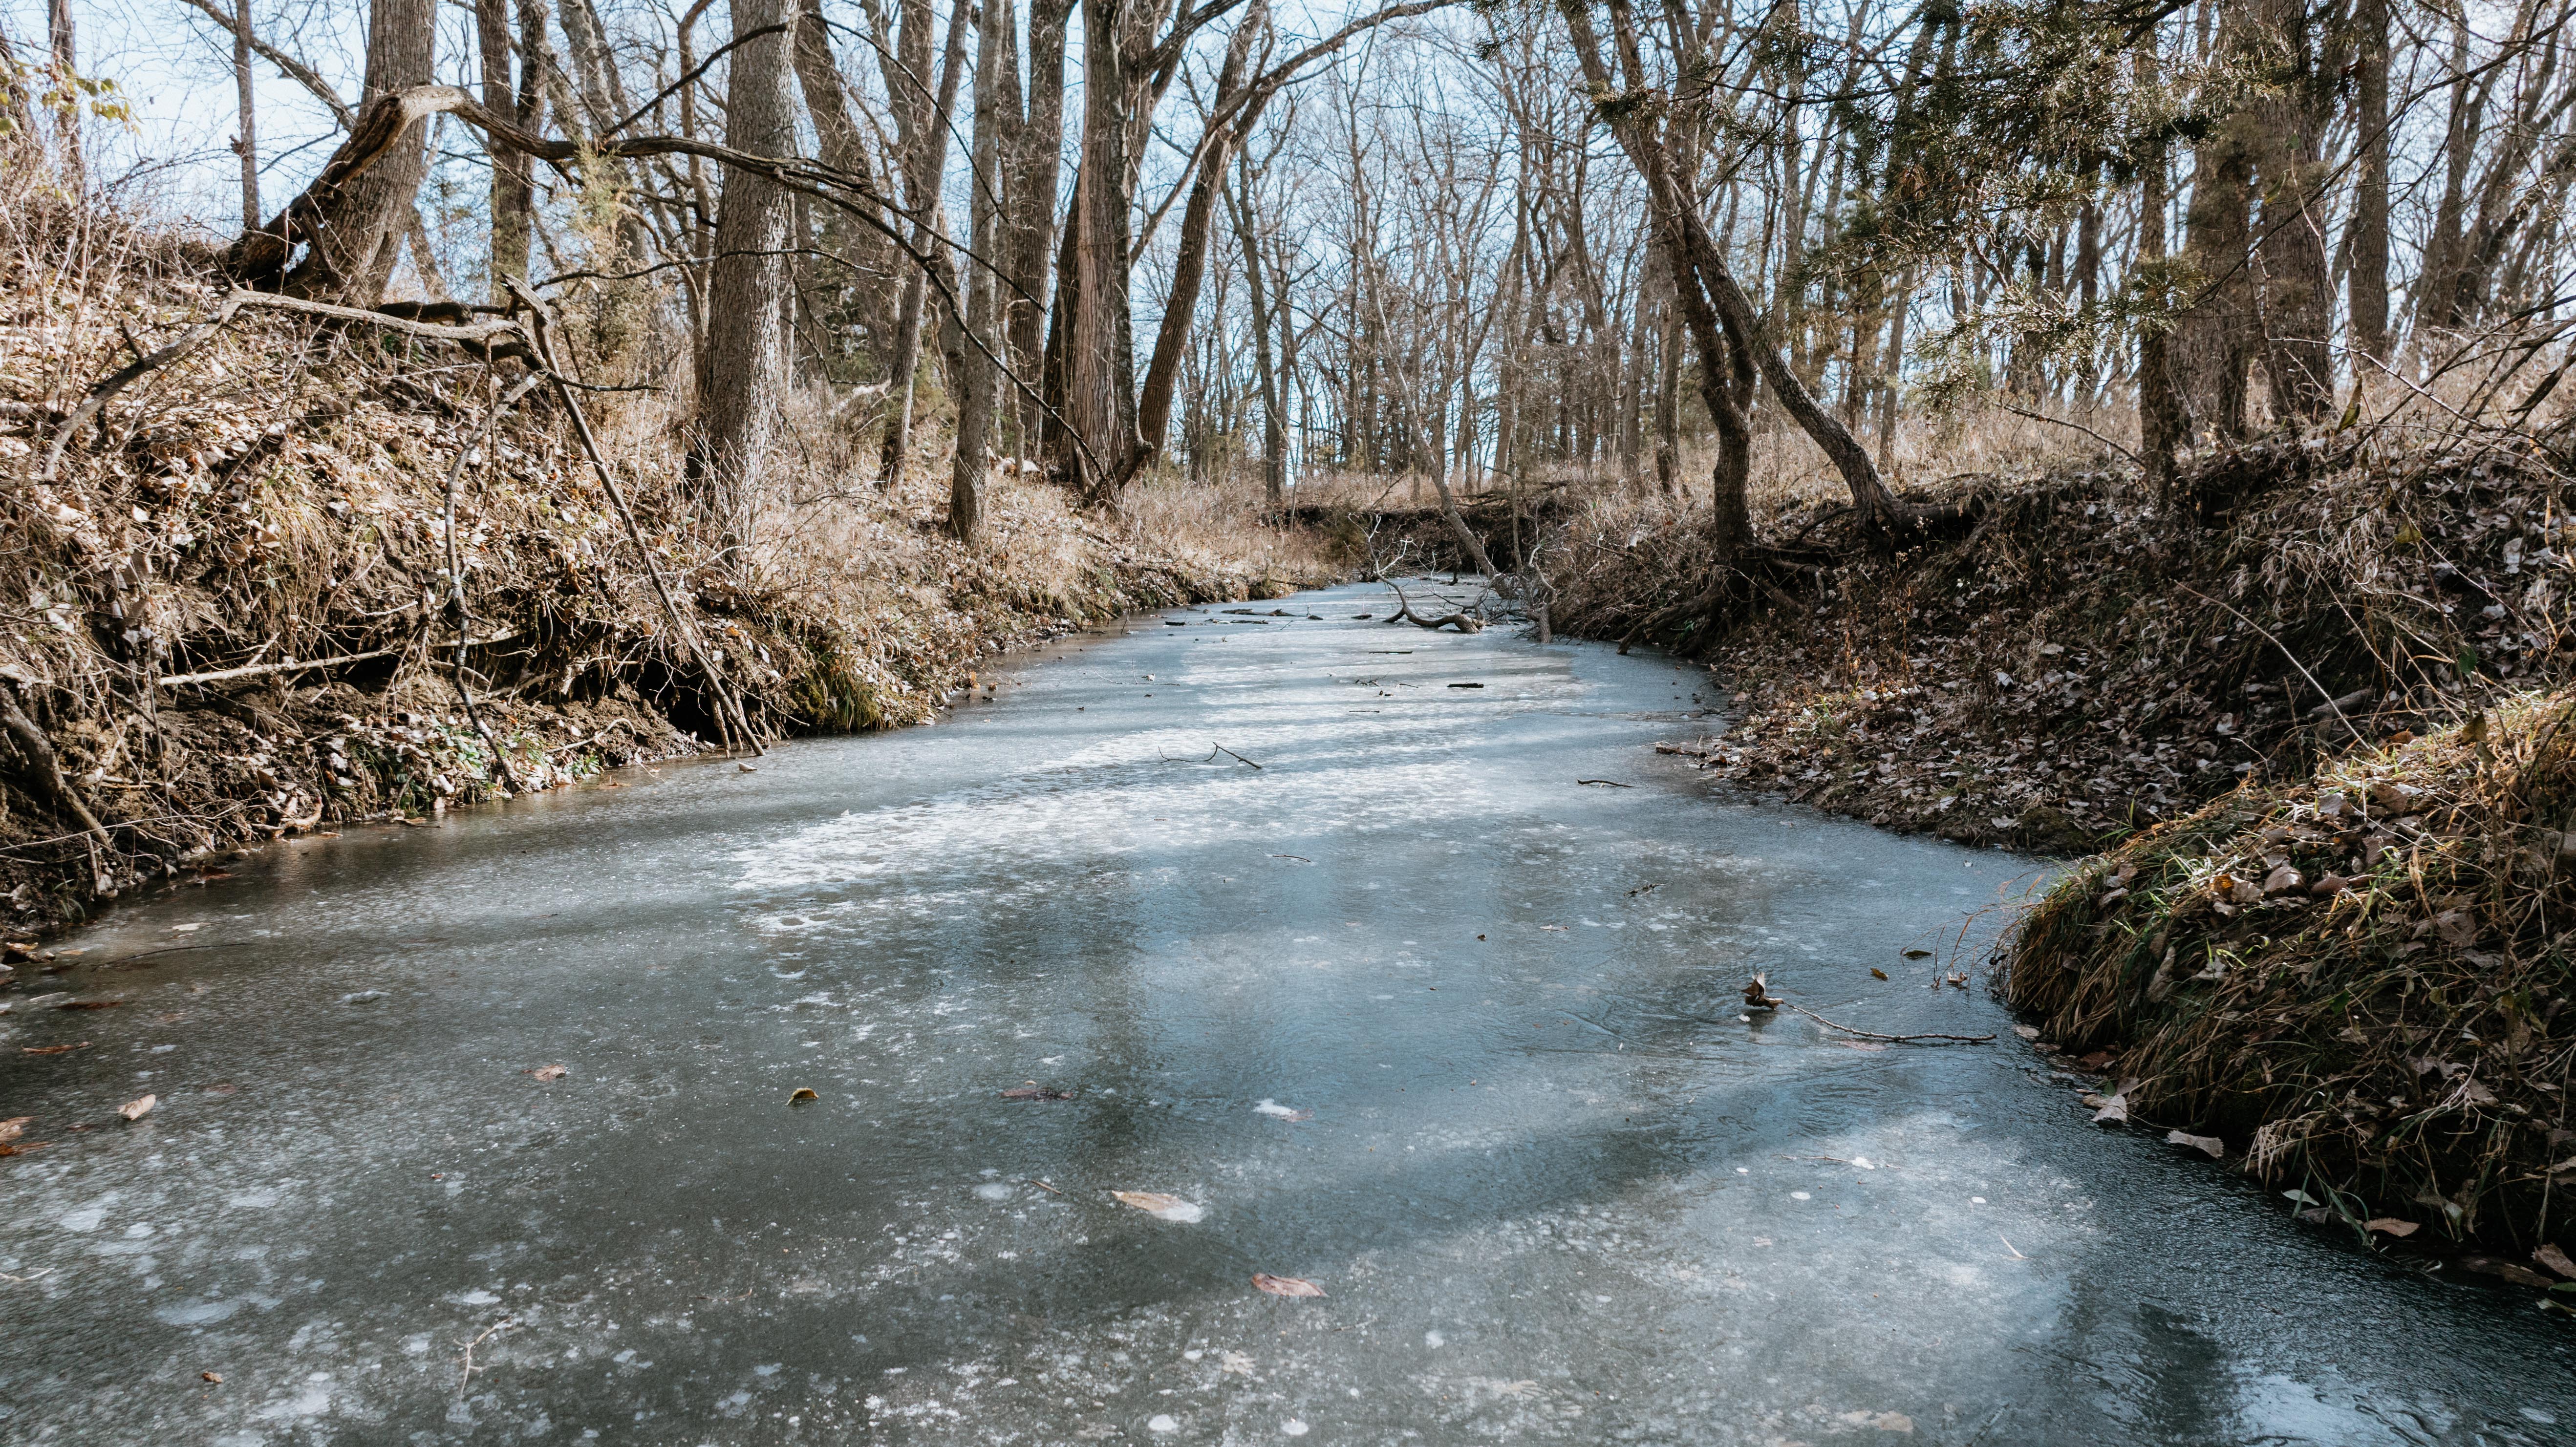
xmin=2165 ymin=1130 xmax=2224 ymax=1158
xmin=2012 ymin=1025 xmax=2040 ymax=1040
xmin=57 ymin=999 xmax=123 ymax=1010
xmin=1869 ymin=968 xmax=1889 ymax=980
xmin=526 ymin=1064 xmax=568 ymax=1082
xmin=201 ymin=1371 xmax=222 ymax=1384
xmin=789 ymin=1087 xmax=818 ymax=1104
xmin=21 ymin=1042 xmax=90 ymax=1055
xmin=2090 ymin=1094 xmax=2128 ymax=1125
xmin=2534 ymin=1243 xmax=2576 ymax=1279
xmin=2363 ymin=1217 xmax=2420 ymax=1238
xmin=0 ymin=1117 xmax=27 ymax=1143
xmin=2461 ymin=1255 xmax=2555 ymax=1289
xmin=119 ymin=1094 xmax=157 ymax=1122
xmin=1112 ymin=1191 xmax=1206 ymax=1223
xmin=1251 ymin=1273 xmax=1325 ymax=1298
xmin=2077 ymin=1050 xmax=2114 ymax=1070
xmin=2432 ymin=910 xmax=2477 ymax=949
xmin=1901 ymin=949 xmax=1932 ymax=958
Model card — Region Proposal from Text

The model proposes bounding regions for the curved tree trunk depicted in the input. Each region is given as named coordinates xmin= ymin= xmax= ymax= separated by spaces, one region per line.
xmin=280 ymin=0 xmax=435 ymax=304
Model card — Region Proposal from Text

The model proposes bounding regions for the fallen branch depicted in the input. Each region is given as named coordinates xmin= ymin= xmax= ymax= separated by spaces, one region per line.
xmin=1781 ymin=1000 xmax=1993 ymax=1045
xmin=1384 ymin=579 xmax=1484 ymax=632
xmin=157 ymin=646 xmax=399 ymax=688
xmin=0 ymin=679 xmax=113 ymax=859
xmin=1208 ymin=744 xmax=1263 ymax=769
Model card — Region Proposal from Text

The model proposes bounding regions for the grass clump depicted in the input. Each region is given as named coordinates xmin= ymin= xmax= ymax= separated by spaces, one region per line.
xmin=2000 ymin=694 xmax=2576 ymax=1254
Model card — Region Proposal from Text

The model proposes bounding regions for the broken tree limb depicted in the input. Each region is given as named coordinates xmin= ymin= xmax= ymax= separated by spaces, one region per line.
xmin=1383 ymin=580 xmax=1484 ymax=632
xmin=508 ymin=281 xmax=764 ymax=756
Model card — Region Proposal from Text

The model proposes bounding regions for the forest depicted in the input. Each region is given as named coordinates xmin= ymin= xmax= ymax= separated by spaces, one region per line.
xmin=3 ymin=0 xmax=2576 ymax=1434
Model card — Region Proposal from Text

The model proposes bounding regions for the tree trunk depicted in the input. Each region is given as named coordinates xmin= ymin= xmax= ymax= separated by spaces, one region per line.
xmin=791 ymin=0 xmax=898 ymax=345
xmin=696 ymin=0 xmax=797 ymax=534
xmin=2136 ymin=47 xmax=2185 ymax=493
xmin=281 ymin=0 xmax=436 ymax=304
xmin=47 ymin=0 xmax=78 ymax=190
xmin=476 ymin=0 xmax=533 ymax=298
xmin=1133 ymin=4 xmax=1265 ymax=470
xmin=950 ymin=0 xmax=1008 ymax=544
xmin=1063 ymin=0 xmax=1145 ymax=499
xmin=2171 ymin=5 xmax=2256 ymax=444
xmin=1006 ymin=0 xmax=1073 ymax=449
xmin=879 ymin=0 xmax=969 ymax=487
xmin=2251 ymin=0 xmax=2335 ymax=426
xmin=2350 ymin=0 xmax=2390 ymax=362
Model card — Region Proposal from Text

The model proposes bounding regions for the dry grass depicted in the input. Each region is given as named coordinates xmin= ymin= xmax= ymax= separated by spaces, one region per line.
xmin=0 ymin=166 xmax=1325 ymax=927
xmin=2001 ymin=694 xmax=2576 ymax=1255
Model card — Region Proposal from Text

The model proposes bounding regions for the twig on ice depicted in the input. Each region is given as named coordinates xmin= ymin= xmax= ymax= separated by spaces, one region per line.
xmin=456 ymin=1317 xmax=513 ymax=1396
xmin=1781 ymin=1000 xmax=1993 ymax=1044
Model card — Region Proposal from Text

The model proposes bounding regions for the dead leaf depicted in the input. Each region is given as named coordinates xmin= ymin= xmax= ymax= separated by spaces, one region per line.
xmin=2431 ymin=910 xmax=2477 ymax=948
xmin=2362 ymin=1217 xmax=2420 ymax=1238
xmin=2077 ymin=1050 xmax=2115 ymax=1070
xmin=2461 ymin=1255 xmax=2555 ymax=1288
xmin=0 ymin=1117 xmax=27 ymax=1143
xmin=526 ymin=1064 xmax=568 ymax=1082
xmin=57 ymin=999 xmax=123 ymax=1010
xmin=21 ymin=1042 xmax=90 ymax=1055
xmin=201 ymin=1371 xmax=222 ymax=1384
xmin=2165 ymin=1130 xmax=2224 ymax=1158
xmin=119 ymin=1094 xmax=156 ymax=1122
xmin=2089 ymin=1093 xmax=2129 ymax=1126
xmin=789 ymin=1087 xmax=818 ymax=1104
xmin=2534 ymin=1243 xmax=2576 ymax=1279
xmin=1869 ymin=968 xmax=1889 ymax=980
xmin=2012 ymin=1025 xmax=2040 ymax=1040
xmin=2261 ymin=864 xmax=2302 ymax=895
xmin=1901 ymin=949 xmax=1932 ymax=958
xmin=1112 ymin=1191 xmax=1205 ymax=1223
xmin=1251 ymin=1273 xmax=1325 ymax=1298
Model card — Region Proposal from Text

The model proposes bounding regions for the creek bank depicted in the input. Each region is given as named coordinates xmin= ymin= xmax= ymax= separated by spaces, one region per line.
xmin=1546 ymin=433 xmax=2576 ymax=1261
xmin=0 ymin=265 xmax=1321 ymax=944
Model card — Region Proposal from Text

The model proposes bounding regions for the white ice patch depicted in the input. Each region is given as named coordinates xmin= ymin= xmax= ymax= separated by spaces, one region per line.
xmin=973 ymin=1183 xmax=1014 ymax=1201
xmin=59 ymin=1206 xmax=105 ymax=1233
xmin=1147 ymin=1414 xmax=1180 ymax=1433
xmin=1252 ymin=1100 xmax=1301 ymax=1118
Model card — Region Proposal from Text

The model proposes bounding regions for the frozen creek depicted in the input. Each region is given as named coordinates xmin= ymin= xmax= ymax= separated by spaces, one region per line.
xmin=0 ymin=581 xmax=2567 ymax=1445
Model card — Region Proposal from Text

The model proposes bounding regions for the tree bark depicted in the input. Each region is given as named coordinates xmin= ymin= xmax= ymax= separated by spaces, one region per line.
xmin=697 ymin=0 xmax=798 ymax=534
xmin=47 ymin=0 xmax=78 ymax=190
xmin=2251 ymin=0 xmax=2336 ymax=425
xmin=476 ymin=0 xmax=534 ymax=298
xmin=231 ymin=0 xmax=258 ymax=228
xmin=2171 ymin=2 xmax=2256 ymax=443
xmin=2350 ymin=0 xmax=2391 ymax=362
xmin=280 ymin=0 xmax=436 ymax=304
xmin=879 ymin=0 xmax=969 ymax=487
xmin=950 ymin=0 xmax=1009 ymax=543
